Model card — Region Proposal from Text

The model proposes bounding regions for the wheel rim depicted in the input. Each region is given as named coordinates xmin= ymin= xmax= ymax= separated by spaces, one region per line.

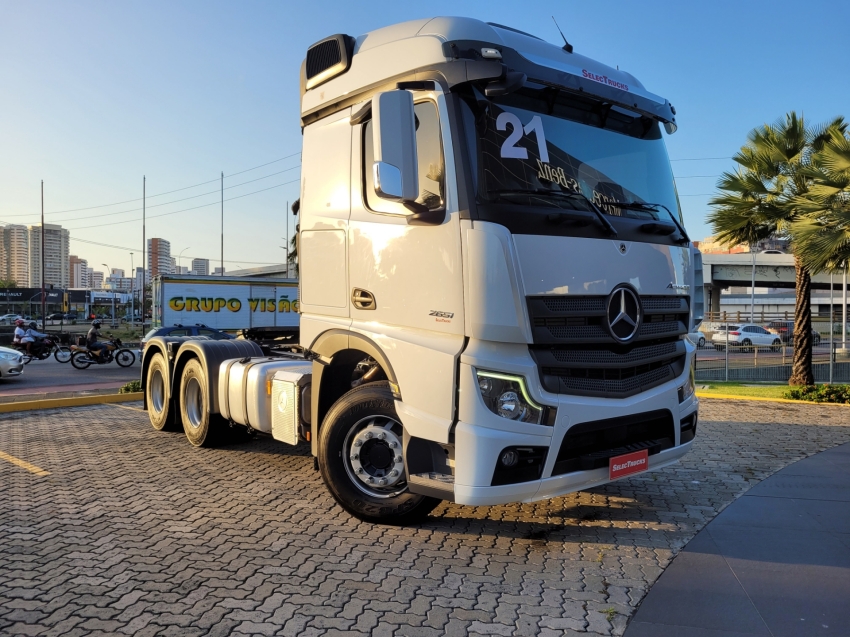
xmin=55 ymin=348 xmax=71 ymax=363
xmin=342 ymin=415 xmax=407 ymax=499
xmin=150 ymin=369 xmax=165 ymax=413
xmin=117 ymin=351 xmax=134 ymax=366
xmin=184 ymin=377 xmax=204 ymax=429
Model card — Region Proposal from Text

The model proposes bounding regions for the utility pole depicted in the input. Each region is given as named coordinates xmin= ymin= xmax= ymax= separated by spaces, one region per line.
xmin=221 ymin=171 xmax=224 ymax=275
xmin=285 ymin=200 xmax=289 ymax=278
xmin=142 ymin=176 xmax=146 ymax=322
xmin=130 ymin=252 xmax=135 ymax=325
xmin=41 ymin=180 xmax=46 ymax=330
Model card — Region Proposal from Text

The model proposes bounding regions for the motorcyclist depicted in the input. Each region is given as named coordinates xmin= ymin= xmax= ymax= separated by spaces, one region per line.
xmin=87 ymin=320 xmax=107 ymax=362
xmin=12 ymin=319 xmax=34 ymax=355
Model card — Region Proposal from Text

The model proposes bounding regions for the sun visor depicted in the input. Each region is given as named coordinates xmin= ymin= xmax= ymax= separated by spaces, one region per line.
xmin=446 ymin=42 xmax=677 ymax=131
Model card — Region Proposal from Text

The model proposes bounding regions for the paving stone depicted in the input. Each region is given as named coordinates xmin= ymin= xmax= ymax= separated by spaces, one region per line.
xmin=1 ymin=400 xmax=849 ymax=636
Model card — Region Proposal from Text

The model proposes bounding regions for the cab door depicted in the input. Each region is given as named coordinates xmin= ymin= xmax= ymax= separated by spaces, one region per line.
xmin=347 ymin=90 xmax=465 ymax=442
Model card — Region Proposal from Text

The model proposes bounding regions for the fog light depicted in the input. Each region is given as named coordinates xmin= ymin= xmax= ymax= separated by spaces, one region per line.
xmin=500 ymin=449 xmax=520 ymax=467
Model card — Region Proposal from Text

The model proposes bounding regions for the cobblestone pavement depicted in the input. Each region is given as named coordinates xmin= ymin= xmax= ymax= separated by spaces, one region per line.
xmin=2 ymin=399 xmax=850 ymax=637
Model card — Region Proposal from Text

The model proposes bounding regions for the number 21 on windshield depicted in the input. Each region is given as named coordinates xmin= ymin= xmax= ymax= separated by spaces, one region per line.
xmin=497 ymin=113 xmax=549 ymax=163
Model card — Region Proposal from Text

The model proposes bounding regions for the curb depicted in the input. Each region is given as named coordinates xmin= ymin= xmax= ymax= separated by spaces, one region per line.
xmin=0 ymin=392 xmax=143 ymax=414
xmin=696 ymin=391 xmax=850 ymax=406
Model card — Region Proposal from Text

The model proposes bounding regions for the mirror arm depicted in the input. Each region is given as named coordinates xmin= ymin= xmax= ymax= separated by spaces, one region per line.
xmin=404 ymin=202 xmax=445 ymax=226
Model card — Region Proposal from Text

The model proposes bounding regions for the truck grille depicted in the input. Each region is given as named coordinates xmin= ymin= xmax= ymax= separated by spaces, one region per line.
xmin=527 ymin=294 xmax=688 ymax=398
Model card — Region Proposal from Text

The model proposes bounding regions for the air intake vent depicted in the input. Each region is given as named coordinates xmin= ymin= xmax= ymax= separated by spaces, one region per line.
xmin=304 ymin=34 xmax=354 ymax=90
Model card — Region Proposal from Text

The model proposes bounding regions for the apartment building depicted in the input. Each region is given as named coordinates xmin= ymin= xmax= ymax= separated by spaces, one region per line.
xmin=147 ymin=238 xmax=173 ymax=279
xmin=28 ymin=223 xmax=70 ymax=288
xmin=0 ymin=224 xmax=29 ymax=285
xmin=191 ymin=258 xmax=210 ymax=276
xmin=69 ymin=255 xmax=89 ymax=288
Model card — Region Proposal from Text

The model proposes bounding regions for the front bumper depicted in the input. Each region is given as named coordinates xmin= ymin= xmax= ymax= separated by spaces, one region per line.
xmin=452 ymin=341 xmax=698 ymax=507
xmin=0 ymin=361 xmax=24 ymax=376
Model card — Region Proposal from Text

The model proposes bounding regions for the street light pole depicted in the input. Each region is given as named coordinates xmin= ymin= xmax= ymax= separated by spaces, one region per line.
xmin=750 ymin=244 xmax=757 ymax=323
xmin=177 ymin=247 xmax=191 ymax=272
xmin=41 ymin=181 xmax=46 ymax=331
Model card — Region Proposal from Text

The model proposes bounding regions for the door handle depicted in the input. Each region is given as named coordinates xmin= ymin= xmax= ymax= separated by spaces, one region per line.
xmin=351 ymin=288 xmax=376 ymax=310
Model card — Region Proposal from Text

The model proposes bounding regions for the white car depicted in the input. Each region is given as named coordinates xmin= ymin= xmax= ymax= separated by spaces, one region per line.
xmin=0 ymin=314 xmax=21 ymax=325
xmin=712 ymin=324 xmax=783 ymax=352
xmin=686 ymin=329 xmax=706 ymax=348
xmin=0 ymin=345 xmax=24 ymax=378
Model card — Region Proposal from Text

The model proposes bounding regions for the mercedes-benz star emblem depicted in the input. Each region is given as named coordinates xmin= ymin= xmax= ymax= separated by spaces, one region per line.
xmin=606 ymin=285 xmax=642 ymax=342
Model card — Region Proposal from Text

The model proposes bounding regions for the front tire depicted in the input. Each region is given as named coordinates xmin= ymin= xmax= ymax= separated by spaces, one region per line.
xmin=179 ymin=358 xmax=223 ymax=447
xmin=71 ymin=351 xmax=92 ymax=369
xmin=318 ymin=382 xmax=440 ymax=525
xmin=116 ymin=349 xmax=136 ymax=367
xmin=698 ymin=336 xmax=705 ymax=348
xmin=54 ymin=347 xmax=71 ymax=363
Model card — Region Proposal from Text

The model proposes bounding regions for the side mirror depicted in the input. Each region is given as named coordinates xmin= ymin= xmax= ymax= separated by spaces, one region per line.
xmin=371 ymin=91 xmax=418 ymax=203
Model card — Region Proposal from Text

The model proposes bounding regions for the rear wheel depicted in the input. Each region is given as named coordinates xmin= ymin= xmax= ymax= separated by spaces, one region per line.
xmin=697 ymin=336 xmax=705 ymax=348
xmin=147 ymin=353 xmax=179 ymax=431
xmin=71 ymin=351 xmax=92 ymax=369
xmin=318 ymin=382 xmax=440 ymax=525
xmin=179 ymin=358 xmax=224 ymax=447
xmin=741 ymin=338 xmax=752 ymax=353
xmin=54 ymin=347 xmax=71 ymax=363
xmin=771 ymin=338 xmax=782 ymax=352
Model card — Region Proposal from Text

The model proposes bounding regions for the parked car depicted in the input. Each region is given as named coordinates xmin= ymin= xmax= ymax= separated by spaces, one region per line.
xmin=765 ymin=320 xmax=822 ymax=346
xmin=64 ymin=312 xmax=78 ymax=320
xmin=712 ymin=324 xmax=783 ymax=352
xmin=139 ymin=324 xmax=235 ymax=353
xmin=0 ymin=345 xmax=24 ymax=378
xmin=686 ymin=329 xmax=706 ymax=348
xmin=0 ymin=313 xmax=22 ymax=325
xmin=47 ymin=312 xmax=65 ymax=320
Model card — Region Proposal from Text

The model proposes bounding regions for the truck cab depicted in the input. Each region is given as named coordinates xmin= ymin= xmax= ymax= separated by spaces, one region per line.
xmin=143 ymin=16 xmax=701 ymax=525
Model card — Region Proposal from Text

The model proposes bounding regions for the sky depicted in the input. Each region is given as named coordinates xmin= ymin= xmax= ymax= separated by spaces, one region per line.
xmin=2 ymin=0 xmax=849 ymax=276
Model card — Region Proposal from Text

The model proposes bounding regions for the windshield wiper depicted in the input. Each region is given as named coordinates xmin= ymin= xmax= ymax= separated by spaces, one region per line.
xmin=608 ymin=201 xmax=690 ymax=244
xmin=490 ymin=189 xmax=617 ymax=237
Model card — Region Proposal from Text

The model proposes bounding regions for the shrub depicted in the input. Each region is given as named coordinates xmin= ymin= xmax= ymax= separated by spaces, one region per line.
xmin=784 ymin=384 xmax=850 ymax=403
xmin=119 ymin=380 xmax=142 ymax=394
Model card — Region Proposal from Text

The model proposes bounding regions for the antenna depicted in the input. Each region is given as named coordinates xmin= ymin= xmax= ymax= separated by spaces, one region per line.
xmin=551 ymin=16 xmax=574 ymax=53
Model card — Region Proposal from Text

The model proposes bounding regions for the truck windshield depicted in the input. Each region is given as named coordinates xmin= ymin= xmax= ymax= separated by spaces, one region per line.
xmin=459 ymin=84 xmax=683 ymax=238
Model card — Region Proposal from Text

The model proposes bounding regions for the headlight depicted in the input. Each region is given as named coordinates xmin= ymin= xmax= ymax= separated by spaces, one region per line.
xmin=0 ymin=352 xmax=18 ymax=361
xmin=476 ymin=370 xmax=545 ymax=425
xmin=679 ymin=356 xmax=696 ymax=402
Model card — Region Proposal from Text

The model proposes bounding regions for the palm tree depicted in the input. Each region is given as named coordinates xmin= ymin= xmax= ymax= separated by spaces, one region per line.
xmin=791 ymin=128 xmax=850 ymax=272
xmin=707 ymin=112 xmax=846 ymax=385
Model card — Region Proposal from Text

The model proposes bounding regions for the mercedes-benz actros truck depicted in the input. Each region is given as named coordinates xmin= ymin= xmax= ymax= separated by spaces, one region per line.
xmin=141 ymin=16 xmax=703 ymax=524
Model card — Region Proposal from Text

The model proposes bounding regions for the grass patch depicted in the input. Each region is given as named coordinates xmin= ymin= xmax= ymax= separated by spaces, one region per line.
xmin=696 ymin=382 xmax=791 ymax=399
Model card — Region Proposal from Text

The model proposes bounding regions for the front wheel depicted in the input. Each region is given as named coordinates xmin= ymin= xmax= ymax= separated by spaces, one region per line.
xmin=771 ymin=338 xmax=782 ymax=352
xmin=698 ymin=336 xmax=705 ymax=348
xmin=71 ymin=351 xmax=92 ymax=369
xmin=318 ymin=382 xmax=440 ymax=525
xmin=54 ymin=347 xmax=71 ymax=363
xmin=115 ymin=349 xmax=136 ymax=367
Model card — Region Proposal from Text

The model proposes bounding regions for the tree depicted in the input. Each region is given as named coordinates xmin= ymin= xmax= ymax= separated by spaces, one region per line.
xmin=707 ymin=112 xmax=846 ymax=385
xmin=0 ymin=278 xmax=17 ymax=288
xmin=791 ymin=127 xmax=850 ymax=330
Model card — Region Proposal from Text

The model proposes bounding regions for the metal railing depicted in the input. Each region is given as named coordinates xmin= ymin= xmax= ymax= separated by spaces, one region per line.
xmin=694 ymin=317 xmax=850 ymax=383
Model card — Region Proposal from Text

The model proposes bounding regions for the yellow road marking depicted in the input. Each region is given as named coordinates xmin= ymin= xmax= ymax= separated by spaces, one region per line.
xmin=107 ymin=402 xmax=144 ymax=412
xmin=0 ymin=450 xmax=50 ymax=476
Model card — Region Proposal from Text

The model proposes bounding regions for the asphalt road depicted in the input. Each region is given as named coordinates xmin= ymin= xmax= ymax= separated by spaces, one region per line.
xmin=0 ymin=352 xmax=140 ymax=393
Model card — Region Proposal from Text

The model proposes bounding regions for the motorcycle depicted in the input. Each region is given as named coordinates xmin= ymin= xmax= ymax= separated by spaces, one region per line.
xmin=70 ymin=338 xmax=136 ymax=369
xmin=13 ymin=333 xmax=72 ymax=364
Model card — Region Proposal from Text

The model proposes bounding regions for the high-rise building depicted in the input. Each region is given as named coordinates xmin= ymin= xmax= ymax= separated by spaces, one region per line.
xmin=147 ymin=238 xmax=172 ymax=279
xmin=69 ymin=255 xmax=89 ymax=288
xmin=110 ymin=268 xmax=125 ymax=278
xmin=176 ymin=266 xmax=189 ymax=275
xmin=28 ymin=224 xmax=70 ymax=288
xmin=191 ymin=258 xmax=210 ymax=276
xmin=90 ymin=270 xmax=104 ymax=289
xmin=134 ymin=267 xmax=147 ymax=292
xmin=0 ymin=224 xmax=29 ymax=285
xmin=213 ymin=266 xmax=225 ymax=275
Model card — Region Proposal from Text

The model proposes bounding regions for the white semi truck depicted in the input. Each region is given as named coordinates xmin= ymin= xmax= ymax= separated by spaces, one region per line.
xmin=142 ymin=17 xmax=702 ymax=524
